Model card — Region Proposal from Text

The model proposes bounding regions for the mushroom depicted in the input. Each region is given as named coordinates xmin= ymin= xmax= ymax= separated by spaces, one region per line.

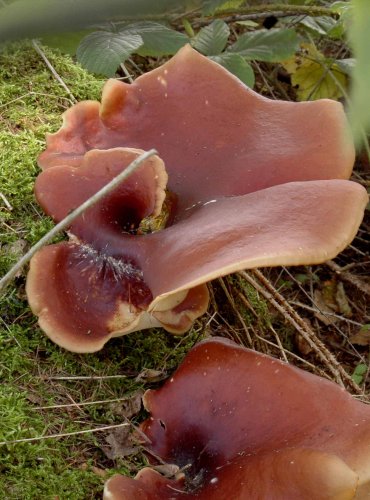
xmin=38 ymin=46 xmax=355 ymax=219
xmin=104 ymin=337 xmax=370 ymax=499
xmin=26 ymin=46 xmax=368 ymax=352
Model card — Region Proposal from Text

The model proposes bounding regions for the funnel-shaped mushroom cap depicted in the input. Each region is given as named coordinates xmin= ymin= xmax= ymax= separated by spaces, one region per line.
xmin=26 ymin=45 xmax=368 ymax=352
xmin=26 ymin=146 xmax=367 ymax=352
xmin=104 ymin=338 xmax=370 ymax=499
xmin=38 ymin=45 xmax=355 ymax=217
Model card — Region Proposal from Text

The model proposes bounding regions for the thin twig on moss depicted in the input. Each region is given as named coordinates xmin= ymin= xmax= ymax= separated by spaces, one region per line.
xmin=32 ymin=40 xmax=77 ymax=104
xmin=0 ymin=148 xmax=158 ymax=294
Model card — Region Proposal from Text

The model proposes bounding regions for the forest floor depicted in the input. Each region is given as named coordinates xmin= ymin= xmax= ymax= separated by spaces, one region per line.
xmin=0 ymin=40 xmax=369 ymax=499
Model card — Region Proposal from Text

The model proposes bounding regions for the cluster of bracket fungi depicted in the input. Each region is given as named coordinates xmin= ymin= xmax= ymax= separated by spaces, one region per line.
xmin=26 ymin=45 xmax=369 ymax=497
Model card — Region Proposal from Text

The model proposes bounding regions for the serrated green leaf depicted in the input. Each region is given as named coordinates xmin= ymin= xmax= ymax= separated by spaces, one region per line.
xmin=227 ymin=28 xmax=299 ymax=62
xmin=211 ymin=53 xmax=254 ymax=87
xmin=120 ymin=22 xmax=188 ymax=57
xmin=192 ymin=20 xmax=229 ymax=56
xmin=76 ymin=30 xmax=143 ymax=76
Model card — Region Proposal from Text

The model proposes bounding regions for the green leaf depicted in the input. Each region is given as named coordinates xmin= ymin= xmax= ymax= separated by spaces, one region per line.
xmin=121 ymin=22 xmax=188 ymax=57
xmin=227 ymin=28 xmax=299 ymax=62
xmin=335 ymin=58 xmax=355 ymax=75
xmin=211 ymin=53 xmax=254 ymax=87
xmin=299 ymin=16 xmax=337 ymax=37
xmin=351 ymin=363 xmax=368 ymax=385
xmin=349 ymin=0 xmax=370 ymax=144
xmin=192 ymin=20 xmax=230 ymax=56
xmin=76 ymin=30 xmax=143 ymax=76
xmin=282 ymin=44 xmax=347 ymax=101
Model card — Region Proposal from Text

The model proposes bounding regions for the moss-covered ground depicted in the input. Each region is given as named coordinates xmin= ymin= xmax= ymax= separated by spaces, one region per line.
xmin=0 ymin=43 xmax=206 ymax=499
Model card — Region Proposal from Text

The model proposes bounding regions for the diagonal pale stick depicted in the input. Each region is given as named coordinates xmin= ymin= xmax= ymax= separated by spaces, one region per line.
xmin=0 ymin=148 xmax=158 ymax=294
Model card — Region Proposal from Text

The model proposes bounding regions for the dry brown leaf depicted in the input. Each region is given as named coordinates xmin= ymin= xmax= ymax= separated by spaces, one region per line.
xmin=108 ymin=390 xmax=143 ymax=420
xmin=349 ymin=325 xmax=370 ymax=346
xmin=135 ymin=368 xmax=167 ymax=383
xmin=103 ymin=427 xmax=141 ymax=459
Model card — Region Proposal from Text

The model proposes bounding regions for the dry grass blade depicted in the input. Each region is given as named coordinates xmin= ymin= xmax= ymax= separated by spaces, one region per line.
xmin=0 ymin=422 xmax=129 ymax=446
xmin=239 ymin=270 xmax=363 ymax=395
xmin=32 ymin=39 xmax=77 ymax=103
xmin=326 ymin=260 xmax=370 ymax=297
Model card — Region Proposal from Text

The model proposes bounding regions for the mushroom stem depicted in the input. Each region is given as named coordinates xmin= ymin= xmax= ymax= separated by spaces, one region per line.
xmin=0 ymin=148 xmax=158 ymax=294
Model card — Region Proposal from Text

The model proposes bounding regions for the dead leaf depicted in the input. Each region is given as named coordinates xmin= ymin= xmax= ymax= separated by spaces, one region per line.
xmin=282 ymin=43 xmax=347 ymax=101
xmin=335 ymin=282 xmax=352 ymax=317
xmin=103 ymin=426 xmax=141 ymax=459
xmin=108 ymin=390 xmax=143 ymax=420
xmin=313 ymin=280 xmax=352 ymax=325
xmin=135 ymin=368 xmax=166 ymax=383
xmin=151 ymin=463 xmax=181 ymax=478
xmin=313 ymin=289 xmax=337 ymax=325
xmin=350 ymin=325 xmax=370 ymax=346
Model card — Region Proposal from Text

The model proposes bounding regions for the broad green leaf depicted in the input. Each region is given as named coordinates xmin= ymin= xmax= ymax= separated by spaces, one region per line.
xmin=192 ymin=20 xmax=230 ymax=56
xmin=349 ymin=0 xmax=370 ymax=143
xmin=228 ymin=28 xmax=299 ymax=62
xmin=121 ymin=22 xmax=188 ymax=57
xmin=76 ymin=31 xmax=143 ymax=76
xmin=211 ymin=53 xmax=255 ymax=87
xmin=282 ymin=44 xmax=347 ymax=101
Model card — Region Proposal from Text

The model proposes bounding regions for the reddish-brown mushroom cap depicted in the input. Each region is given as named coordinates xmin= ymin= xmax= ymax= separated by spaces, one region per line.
xmin=38 ymin=45 xmax=355 ymax=218
xmin=34 ymin=147 xmax=168 ymax=250
xmin=26 ymin=148 xmax=209 ymax=352
xmin=26 ymin=148 xmax=367 ymax=352
xmin=103 ymin=338 xmax=370 ymax=499
xmin=26 ymin=45 xmax=368 ymax=352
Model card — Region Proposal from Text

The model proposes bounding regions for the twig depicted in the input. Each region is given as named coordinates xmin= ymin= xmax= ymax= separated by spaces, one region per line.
xmin=0 ymin=91 xmax=74 ymax=110
xmin=189 ymin=4 xmax=335 ymax=28
xmin=0 ymin=149 xmax=158 ymax=294
xmin=44 ymin=375 xmax=127 ymax=381
xmin=120 ymin=63 xmax=134 ymax=83
xmin=32 ymin=40 xmax=77 ymax=104
xmin=33 ymin=396 xmax=134 ymax=410
xmin=219 ymin=277 xmax=252 ymax=346
xmin=290 ymin=300 xmax=365 ymax=327
xmin=326 ymin=260 xmax=370 ymax=297
xmin=0 ymin=422 xmax=129 ymax=446
xmin=0 ymin=192 xmax=12 ymax=210
xmin=239 ymin=270 xmax=362 ymax=394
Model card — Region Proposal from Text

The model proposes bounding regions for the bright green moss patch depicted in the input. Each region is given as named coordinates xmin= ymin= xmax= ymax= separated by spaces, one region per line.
xmin=0 ymin=42 xmax=206 ymax=499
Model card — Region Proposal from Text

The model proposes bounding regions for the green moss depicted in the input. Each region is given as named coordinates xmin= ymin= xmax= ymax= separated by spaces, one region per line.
xmin=0 ymin=42 xmax=204 ymax=499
